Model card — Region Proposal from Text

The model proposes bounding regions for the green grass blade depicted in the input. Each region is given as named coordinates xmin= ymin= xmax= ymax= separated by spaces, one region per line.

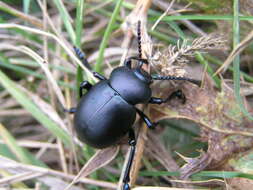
xmin=140 ymin=171 xmax=180 ymax=177
xmin=232 ymin=0 xmax=253 ymax=120
xmin=148 ymin=29 xmax=177 ymax=44
xmin=95 ymin=0 xmax=123 ymax=72
xmin=204 ymin=54 xmax=253 ymax=83
xmin=167 ymin=21 xmax=186 ymax=40
xmin=0 ymin=55 xmax=75 ymax=89
xmin=193 ymin=171 xmax=253 ymax=180
xmin=0 ymin=144 xmax=17 ymax=160
xmin=0 ymin=70 xmax=71 ymax=146
xmin=150 ymin=15 xmax=253 ymax=21
xmin=23 ymin=0 xmax=31 ymax=14
xmin=75 ymin=0 xmax=84 ymax=47
xmin=0 ymin=123 xmax=33 ymax=164
xmin=0 ymin=123 xmax=46 ymax=167
xmin=9 ymin=58 xmax=73 ymax=74
xmin=195 ymin=52 xmax=221 ymax=88
xmin=53 ymin=0 xmax=76 ymax=43
xmin=75 ymin=0 xmax=84 ymax=97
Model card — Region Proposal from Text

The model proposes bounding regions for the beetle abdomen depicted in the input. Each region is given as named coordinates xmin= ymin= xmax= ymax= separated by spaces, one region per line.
xmin=74 ymin=81 xmax=136 ymax=149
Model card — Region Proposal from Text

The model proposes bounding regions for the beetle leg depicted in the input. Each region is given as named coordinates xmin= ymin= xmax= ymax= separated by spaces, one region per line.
xmin=167 ymin=89 xmax=186 ymax=104
xmin=79 ymin=81 xmax=93 ymax=97
xmin=124 ymin=57 xmax=149 ymax=69
xmin=73 ymin=46 xmax=92 ymax=70
xmin=152 ymin=75 xmax=201 ymax=86
xmin=93 ymin=72 xmax=107 ymax=80
xmin=74 ymin=47 xmax=108 ymax=81
xmin=148 ymin=97 xmax=164 ymax=104
xmin=123 ymin=129 xmax=136 ymax=190
xmin=124 ymin=58 xmax=132 ymax=69
xmin=149 ymin=90 xmax=186 ymax=104
xmin=135 ymin=108 xmax=156 ymax=129
xmin=63 ymin=107 xmax=76 ymax=114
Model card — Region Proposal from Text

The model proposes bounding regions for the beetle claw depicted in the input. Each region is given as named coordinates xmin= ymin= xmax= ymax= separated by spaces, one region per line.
xmin=150 ymin=122 xmax=158 ymax=130
xmin=123 ymin=183 xmax=130 ymax=190
xmin=63 ymin=107 xmax=76 ymax=114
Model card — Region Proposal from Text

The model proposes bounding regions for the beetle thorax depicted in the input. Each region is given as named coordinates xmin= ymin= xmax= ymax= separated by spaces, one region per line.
xmin=109 ymin=67 xmax=152 ymax=105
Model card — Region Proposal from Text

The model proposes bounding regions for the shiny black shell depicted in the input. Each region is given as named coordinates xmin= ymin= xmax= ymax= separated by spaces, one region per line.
xmin=74 ymin=80 xmax=136 ymax=149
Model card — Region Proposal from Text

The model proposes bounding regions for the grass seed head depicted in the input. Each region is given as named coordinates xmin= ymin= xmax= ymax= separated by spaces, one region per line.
xmin=150 ymin=34 xmax=226 ymax=77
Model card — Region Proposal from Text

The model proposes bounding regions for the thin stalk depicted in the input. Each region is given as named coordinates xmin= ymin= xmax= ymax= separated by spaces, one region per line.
xmin=95 ymin=0 xmax=123 ymax=72
xmin=233 ymin=0 xmax=253 ymax=120
xmin=75 ymin=0 xmax=85 ymax=98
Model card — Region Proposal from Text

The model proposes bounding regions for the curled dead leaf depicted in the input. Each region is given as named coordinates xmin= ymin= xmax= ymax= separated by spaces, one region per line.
xmin=149 ymin=75 xmax=253 ymax=179
xmin=64 ymin=146 xmax=119 ymax=190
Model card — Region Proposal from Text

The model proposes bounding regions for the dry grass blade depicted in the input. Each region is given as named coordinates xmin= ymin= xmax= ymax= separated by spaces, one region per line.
xmin=151 ymin=0 xmax=176 ymax=31
xmin=85 ymin=0 xmax=114 ymax=16
xmin=0 ymin=140 xmax=58 ymax=149
xmin=0 ymin=109 xmax=29 ymax=116
xmin=18 ymin=83 xmax=69 ymax=133
xmin=0 ymin=155 xmax=117 ymax=189
xmin=0 ymin=2 xmax=43 ymax=28
xmin=0 ymin=23 xmax=95 ymax=81
xmin=214 ymin=29 xmax=253 ymax=75
xmin=0 ymin=171 xmax=45 ymax=185
xmin=170 ymin=178 xmax=225 ymax=186
xmin=151 ymin=0 xmax=193 ymax=31
xmin=36 ymin=0 xmax=71 ymax=50
xmin=0 ymin=44 xmax=66 ymax=107
xmin=152 ymin=1 xmax=206 ymax=36
xmin=89 ymin=47 xmax=135 ymax=64
xmin=133 ymin=187 xmax=210 ymax=190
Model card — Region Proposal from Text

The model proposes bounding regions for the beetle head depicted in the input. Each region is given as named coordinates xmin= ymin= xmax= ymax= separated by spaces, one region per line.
xmin=108 ymin=21 xmax=152 ymax=104
xmin=109 ymin=66 xmax=152 ymax=105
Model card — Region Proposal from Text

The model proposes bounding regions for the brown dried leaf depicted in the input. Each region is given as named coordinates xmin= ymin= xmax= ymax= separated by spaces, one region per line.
xmin=178 ymin=152 xmax=211 ymax=180
xmin=64 ymin=146 xmax=119 ymax=190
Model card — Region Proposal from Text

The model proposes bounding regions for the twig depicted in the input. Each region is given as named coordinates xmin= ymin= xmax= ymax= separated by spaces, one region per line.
xmin=119 ymin=0 xmax=152 ymax=189
xmin=151 ymin=0 xmax=176 ymax=31
xmin=214 ymin=29 xmax=253 ymax=75
xmin=153 ymin=0 xmax=206 ymax=36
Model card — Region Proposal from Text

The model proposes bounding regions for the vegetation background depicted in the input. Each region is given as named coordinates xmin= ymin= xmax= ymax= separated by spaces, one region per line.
xmin=0 ymin=0 xmax=253 ymax=190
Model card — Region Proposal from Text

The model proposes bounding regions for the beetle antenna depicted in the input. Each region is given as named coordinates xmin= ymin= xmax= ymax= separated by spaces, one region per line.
xmin=152 ymin=75 xmax=201 ymax=86
xmin=137 ymin=20 xmax=142 ymax=59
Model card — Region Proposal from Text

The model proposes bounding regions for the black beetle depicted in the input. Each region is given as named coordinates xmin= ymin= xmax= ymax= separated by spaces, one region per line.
xmin=66 ymin=21 xmax=199 ymax=190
